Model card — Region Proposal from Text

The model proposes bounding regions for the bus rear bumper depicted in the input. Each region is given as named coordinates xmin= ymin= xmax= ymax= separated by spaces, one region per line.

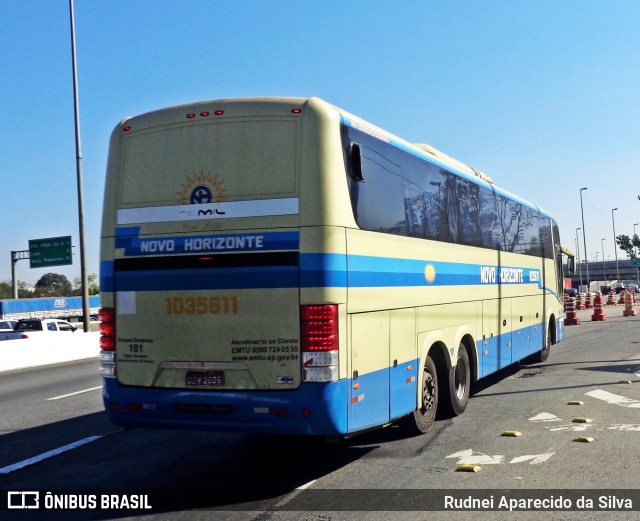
xmin=102 ymin=378 xmax=350 ymax=437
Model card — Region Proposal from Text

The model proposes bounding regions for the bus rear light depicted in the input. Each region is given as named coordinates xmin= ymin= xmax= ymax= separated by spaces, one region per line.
xmin=304 ymin=366 xmax=338 ymax=382
xmin=122 ymin=126 xmax=132 ymax=132
xmin=186 ymin=113 xmax=196 ymax=119
xmin=99 ymin=351 xmax=116 ymax=378
xmin=214 ymin=110 xmax=224 ymax=116
xmin=301 ymin=305 xmax=338 ymax=382
xmin=291 ymin=108 xmax=302 ymax=114
xmin=200 ymin=111 xmax=210 ymax=117
xmin=99 ymin=306 xmax=117 ymax=378
xmin=302 ymin=351 xmax=338 ymax=367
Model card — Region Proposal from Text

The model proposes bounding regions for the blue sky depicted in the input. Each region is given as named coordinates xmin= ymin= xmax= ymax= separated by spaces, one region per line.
xmin=1 ymin=1 xmax=639 ymax=286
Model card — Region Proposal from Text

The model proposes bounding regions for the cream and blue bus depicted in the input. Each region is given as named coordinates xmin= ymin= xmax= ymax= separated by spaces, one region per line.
xmin=99 ymin=97 xmax=570 ymax=437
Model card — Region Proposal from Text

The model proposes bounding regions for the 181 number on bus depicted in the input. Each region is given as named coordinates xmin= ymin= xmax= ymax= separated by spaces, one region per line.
xmin=165 ymin=296 xmax=238 ymax=315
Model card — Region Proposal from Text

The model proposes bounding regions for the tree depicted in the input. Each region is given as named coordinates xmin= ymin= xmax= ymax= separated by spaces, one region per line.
xmin=73 ymin=273 xmax=100 ymax=296
xmin=616 ymin=234 xmax=640 ymax=260
xmin=34 ymin=273 xmax=73 ymax=297
xmin=0 ymin=281 xmax=35 ymax=299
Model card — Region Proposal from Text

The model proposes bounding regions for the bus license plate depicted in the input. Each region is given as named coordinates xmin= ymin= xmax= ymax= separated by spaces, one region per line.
xmin=185 ymin=371 xmax=224 ymax=386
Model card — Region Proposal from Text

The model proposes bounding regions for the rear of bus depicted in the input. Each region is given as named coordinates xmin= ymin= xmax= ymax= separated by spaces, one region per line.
xmin=99 ymin=97 xmax=353 ymax=436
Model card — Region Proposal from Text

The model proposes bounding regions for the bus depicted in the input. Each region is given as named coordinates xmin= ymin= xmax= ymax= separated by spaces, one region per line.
xmin=99 ymin=97 xmax=572 ymax=437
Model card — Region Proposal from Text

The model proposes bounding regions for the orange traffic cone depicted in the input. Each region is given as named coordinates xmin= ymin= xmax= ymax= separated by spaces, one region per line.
xmin=623 ymin=291 xmax=637 ymax=317
xmin=585 ymin=292 xmax=593 ymax=309
xmin=565 ymin=297 xmax=580 ymax=325
xmin=591 ymin=293 xmax=607 ymax=321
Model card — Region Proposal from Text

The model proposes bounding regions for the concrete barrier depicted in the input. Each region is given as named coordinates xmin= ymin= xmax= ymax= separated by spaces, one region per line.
xmin=0 ymin=332 xmax=99 ymax=372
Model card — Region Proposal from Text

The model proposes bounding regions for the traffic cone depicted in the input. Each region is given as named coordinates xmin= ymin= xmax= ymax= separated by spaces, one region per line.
xmin=565 ymin=297 xmax=580 ymax=325
xmin=606 ymin=290 xmax=616 ymax=306
xmin=591 ymin=293 xmax=607 ymax=321
xmin=618 ymin=291 xmax=625 ymax=305
xmin=576 ymin=293 xmax=585 ymax=310
xmin=624 ymin=291 xmax=637 ymax=317
xmin=585 ymin=292 xmax=593 ymax=309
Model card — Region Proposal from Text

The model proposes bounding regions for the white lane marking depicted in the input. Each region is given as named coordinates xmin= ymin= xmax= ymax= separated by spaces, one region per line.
xmin=529 ymin=412 xmax=562 ymax=422
xmin=47 ymin=386 xmax=102 ymax=401
xmin=546 ymin=423 xmax=590 ymax=432
xmin=273 ymin=479 xmax=317 ymax=508
xmin=608 ymin=424 xmax=640 ymax=431
xmin=585 ymin=389 xmax=640 ymax=408
xmin=446 ymin=450 xmax=504 ymax=465
xmin=0 ymin=436 xmax=103 ymax=474
xmin=509 ymin=454 xmax=554 ymax=465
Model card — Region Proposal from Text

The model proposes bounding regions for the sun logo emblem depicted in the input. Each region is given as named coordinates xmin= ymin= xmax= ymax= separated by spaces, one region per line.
xmin=424 ymin=264 xmax=437 ymax=284
xmin=177 ymin=172 xmax=227 ymax=205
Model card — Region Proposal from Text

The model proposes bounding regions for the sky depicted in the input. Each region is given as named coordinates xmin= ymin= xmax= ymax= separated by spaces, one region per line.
xmin=1 ymin=0 xmax=639 ymax=287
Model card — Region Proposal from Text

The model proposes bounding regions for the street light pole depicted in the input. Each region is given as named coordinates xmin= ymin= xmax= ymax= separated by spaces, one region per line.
xmin=611 ymin=208 xmax=619 ymax=280
xmin=601 ymin=238 xmax=606 ymax=285
xmin=69 ymin=0 xmax=90 ymax=332
xmin=580 ymin=188 xmax=589 ymax=291
xmin=635 ymin=223 xmax=639 ymax=286
xmin=575 ymin=227 xmax=583 ymax=289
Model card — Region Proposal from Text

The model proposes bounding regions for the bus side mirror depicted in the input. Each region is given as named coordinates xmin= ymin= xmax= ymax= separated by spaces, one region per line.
xmin=566 ymin=256 xmax=575 ymax=276
xmin=349 ymin=143 xmax=364 ymax=182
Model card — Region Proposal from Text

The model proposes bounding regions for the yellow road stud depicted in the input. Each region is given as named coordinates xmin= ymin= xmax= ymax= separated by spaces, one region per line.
xmin=573 ymin=436 xmax=595 ymax=443
xmin=572 ymin=417 xmax=592 ymax=424
xmin=501 ymin=430 xmax=523 ymax=437
xmin=456 ymin=464 xmax=482 ymax=472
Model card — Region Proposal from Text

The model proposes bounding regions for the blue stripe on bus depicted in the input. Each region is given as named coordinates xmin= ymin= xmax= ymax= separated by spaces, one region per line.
xmin=101 ymin=253 xmax=552 ymax=294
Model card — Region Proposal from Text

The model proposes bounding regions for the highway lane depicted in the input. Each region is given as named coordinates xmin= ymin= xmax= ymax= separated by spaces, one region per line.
xmin=0 ymin=311 xmax=639 ymax=520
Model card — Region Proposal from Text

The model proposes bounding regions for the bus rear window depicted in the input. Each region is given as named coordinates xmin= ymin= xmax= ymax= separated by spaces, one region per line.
xmin=119 ymin=119 xmax=299 ymax=206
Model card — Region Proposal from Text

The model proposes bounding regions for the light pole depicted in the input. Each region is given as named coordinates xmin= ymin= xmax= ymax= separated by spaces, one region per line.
xmin=579 ymin=188 xmax=589 ymax=290
xmin=635 ymin=223 xmax=639 ymax=285
xmin=69 ymin=0 xmax=90 ymax=332
xmin=601 ymin=238 xmax=606 ymax=285
xmin=575 ymin=227 xmax=583 ymax=289
xmin=611 ymin=208 xmax=619 ymax=280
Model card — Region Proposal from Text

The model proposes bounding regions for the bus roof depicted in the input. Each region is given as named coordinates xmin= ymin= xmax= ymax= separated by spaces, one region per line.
xmin=115 ymin=96 xmax=554 ymax=221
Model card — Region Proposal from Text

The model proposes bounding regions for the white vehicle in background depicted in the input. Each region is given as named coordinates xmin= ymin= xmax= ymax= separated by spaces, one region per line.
xmin=0 ymin=320 xmax=17 ymax=332
xmin=0 ymin=319 xmax=77 ymax=341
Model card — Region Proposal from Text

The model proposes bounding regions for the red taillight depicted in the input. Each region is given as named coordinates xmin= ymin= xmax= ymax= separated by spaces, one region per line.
xmin=214 ymin=110 xmax=224 ymax=116
xmin=186 ymin=113 xmax=196 ymax=119
xmin=99 ymin=307 xmax=116 ymax=351
xmin=301 ymin=305 xmax=338 ymax=352
xmin=291 ymin=108 xmax=302 ymax=114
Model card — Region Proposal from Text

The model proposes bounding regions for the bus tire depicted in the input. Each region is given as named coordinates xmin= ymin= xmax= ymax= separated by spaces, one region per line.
xmin=441 ymin=343 xmax=470 ymax=417
xmin=400 ymin=355 xmax=438 ymax=435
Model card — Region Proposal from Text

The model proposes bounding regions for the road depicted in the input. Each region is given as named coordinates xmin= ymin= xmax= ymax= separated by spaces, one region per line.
xmin=0 ymin=308 xmax=639 ymax=520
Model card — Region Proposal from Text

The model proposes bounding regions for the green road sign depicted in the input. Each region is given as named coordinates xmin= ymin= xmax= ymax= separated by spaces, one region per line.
xmin=29 ymin=236 xmax=72 ymax=268
xmin=633 ymin=258 xmax=640 ymax=268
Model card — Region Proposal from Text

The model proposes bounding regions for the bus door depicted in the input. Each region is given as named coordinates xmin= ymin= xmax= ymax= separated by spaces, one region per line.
xmin=349 ymin=311 xmax=390 ymax=432
xmin=481 ymin=299 xmax=499 ymax=377
xmin=389 ymin=308 xmax=417 ymax=420
xmin=498 ymin=298 xmax=512 ymax=368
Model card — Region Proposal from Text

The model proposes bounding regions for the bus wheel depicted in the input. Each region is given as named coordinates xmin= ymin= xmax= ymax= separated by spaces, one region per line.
xmin=442 ymin=343 xmax=470 ymax=417
xmin=400 ymin=355 xmax=438 ymax=435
